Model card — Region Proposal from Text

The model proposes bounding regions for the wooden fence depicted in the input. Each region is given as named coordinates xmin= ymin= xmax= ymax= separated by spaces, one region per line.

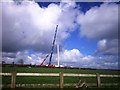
xmin=1 ymin=72 xmax=120 ymax=88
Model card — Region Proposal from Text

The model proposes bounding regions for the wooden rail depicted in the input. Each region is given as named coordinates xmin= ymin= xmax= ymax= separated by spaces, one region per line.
xmin=1 ymin=73 xmax=120 ymax=77
xmin=1 ymin=72 xmax=120 ymax=88
xmin=1 ymin=83 xmax=119 ymax=87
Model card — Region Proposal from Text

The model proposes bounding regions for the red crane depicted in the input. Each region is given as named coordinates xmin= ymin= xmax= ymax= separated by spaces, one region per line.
xmin=40 ymin=25 xmax=58 ymax=67
xmin=40 ymin=54 xmax=49 ymax=67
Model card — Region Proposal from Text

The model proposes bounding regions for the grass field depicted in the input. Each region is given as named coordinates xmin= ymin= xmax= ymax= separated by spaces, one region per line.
xmin=2 ymin=66 xmax=119 ymax=74
xmin=2 ymin=66 xmax=120 ymax=89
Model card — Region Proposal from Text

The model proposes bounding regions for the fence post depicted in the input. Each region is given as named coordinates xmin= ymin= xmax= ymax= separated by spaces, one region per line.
xmin=59 ymin=72 xmax=64 ymax=88
xmin=11 ymin=72 xmax=16 ymax=88
xmin=96 ymin=73 xmax=101 ymax=88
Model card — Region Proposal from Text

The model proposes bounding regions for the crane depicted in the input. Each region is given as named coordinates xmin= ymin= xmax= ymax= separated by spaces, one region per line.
xmin=39 ymin=25 xmax=58 ymax=67
xmin=40 ymin=54 xmax=49 ymax=67
xmin=48 ymin=25 xmax=58 ymax=66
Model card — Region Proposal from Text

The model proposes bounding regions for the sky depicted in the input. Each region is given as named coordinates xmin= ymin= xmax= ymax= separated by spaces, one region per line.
xmin=1 ymin=0 xmax=119 ymax=69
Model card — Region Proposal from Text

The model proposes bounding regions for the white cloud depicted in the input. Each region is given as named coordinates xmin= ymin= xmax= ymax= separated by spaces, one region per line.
xmin=77 ymin=3 xmax=118 ymax=56
xmin=2 ymin=0 xmax=79 ymax=52
xmin=15 ymin=50 xmax=45 ymax=65
xmin=95 ymin=39 xmax=119 ymax=55
xmin=2 ymin=48 xmax=119 ymax=69
xmin=2 ymin=57 xmax=14 ymax=64
xmin=97 ymin=39 xmax=107 ymax=51
xmin=82 ymin=55 xmax=94 ymax=61
xmin=77 ymin=3 xmax=118 ymax=40
xmin=60 ymin=49 xmax=83 ymax=63
xmin=57 ymin=49 xmax=118 ymax=69
xmin=2 ymin=52 xmax=16 ymax=58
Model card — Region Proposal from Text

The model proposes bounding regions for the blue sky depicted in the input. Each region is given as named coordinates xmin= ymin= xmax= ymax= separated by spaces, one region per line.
xmin=76 ymin=2 xmax=103 ymax=12
xmin=37 ymin=2 xmax=101 ymax=55
xmin=37 ymin=2 xmax=107 ymax=55
xmin=2 ymin=0 xmax=119 ymax=69
xmin=63 ymin=28 xmax=98 ymax=55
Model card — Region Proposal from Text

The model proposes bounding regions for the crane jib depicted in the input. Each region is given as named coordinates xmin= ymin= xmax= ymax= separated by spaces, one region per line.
xmin=49 ymin=25 xmax=58 ymax=65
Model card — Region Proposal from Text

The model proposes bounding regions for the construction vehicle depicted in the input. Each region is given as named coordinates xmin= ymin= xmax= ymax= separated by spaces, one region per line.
xmin=40 ymin=54 xmax=49 ymax=67
xmin=40 ymin=25 xmax=58 ymax=67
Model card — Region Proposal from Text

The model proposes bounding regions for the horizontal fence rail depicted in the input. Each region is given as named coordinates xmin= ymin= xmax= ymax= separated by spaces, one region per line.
xmin=17 ymin=73 xmax=59 ymax=76
xmin=1 ymin=73 xmax=120 ymax=77
xmin=1 ymin=72 xmax=120 ymax=88
xmin=1 ymin=83 xmax=119 ymax=87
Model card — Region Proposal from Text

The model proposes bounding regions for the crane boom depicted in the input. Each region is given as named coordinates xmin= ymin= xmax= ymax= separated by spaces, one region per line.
xmin=40 ymin=54 xmax=49 ymax=66
xmin=48 ymin=25 xmax=58 ymax=66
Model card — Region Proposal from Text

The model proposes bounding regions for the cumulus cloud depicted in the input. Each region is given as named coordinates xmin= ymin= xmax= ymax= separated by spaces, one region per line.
xmin=2 ymin=50 xmax=48 ymax=65
xmin=77 ymin=3 xmax=118 ymax=56
xmin=49 ymin=49 xmax=118 ymax=69
xmin=2 ymin=0 xmax=78 ymax=52
xmin=2 ymin=52 xmax=16 ymax=58
xmin=2 ymin=48 xmax=119 ymax=69
xmin=95 ymin=39 xmax=119 ymax=55
xmin=77 ymin=3 xmax=118 ymax=40
xmin=60 ymin=49 xmax=83 ymax=62
xmin=15 ymin=50 xmax=44 ymax=65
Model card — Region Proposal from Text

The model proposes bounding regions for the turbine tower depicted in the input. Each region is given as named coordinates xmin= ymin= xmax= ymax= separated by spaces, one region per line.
xmin=57 ymin=44 xmax=60 ymax=67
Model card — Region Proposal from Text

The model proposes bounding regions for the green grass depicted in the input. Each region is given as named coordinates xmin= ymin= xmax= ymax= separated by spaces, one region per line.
xmin=2 ymin=66 xmax=120 ymax=88
xmin=2 ymin=67 xmax=119 ymax=74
